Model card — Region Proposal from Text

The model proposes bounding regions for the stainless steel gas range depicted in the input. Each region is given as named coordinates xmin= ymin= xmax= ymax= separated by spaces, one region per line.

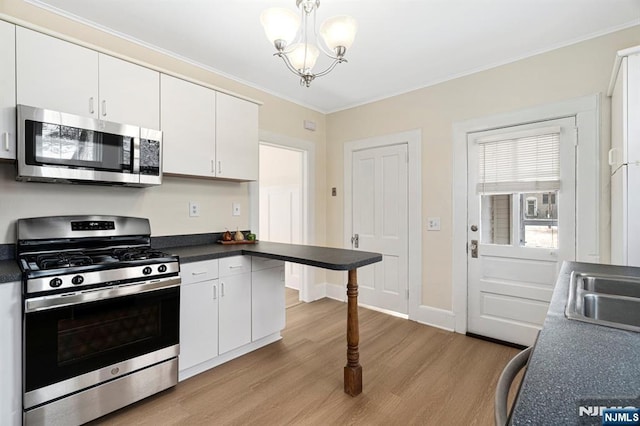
xmin=17 ymin=215 xmax=181 ymax=425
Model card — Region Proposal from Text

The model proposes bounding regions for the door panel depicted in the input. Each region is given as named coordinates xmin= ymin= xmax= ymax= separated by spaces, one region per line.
xmin=352 ymin=144 xmax=408 ymax=314
xmin=467 ymin=117 xmax=576 ymax=346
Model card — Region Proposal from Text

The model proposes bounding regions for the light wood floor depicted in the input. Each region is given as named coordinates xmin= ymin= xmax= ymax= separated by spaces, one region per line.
xmin=285 ymin=287 xmax=301 ymax=308
xmin=91 ymin=299 xmax=521 ymax=425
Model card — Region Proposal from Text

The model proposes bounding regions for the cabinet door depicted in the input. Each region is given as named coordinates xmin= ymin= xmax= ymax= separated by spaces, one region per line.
xmin=161 ymin=75 xmax=216 ymax=176
xmin=98 ymin=54 xmax=160 ymax=129
xmin=0 ymin=281 xmax=22 ymax=426
xmin=215 ymin=92 xmax=258 ymax=180
xmin=252 ymin=264 xmax=285 ymax=341
xmin=16 ymin=27 xmax=99 ymax=118
xmin=0 ymin=21 xmax=16 ymax=160
xmin=219 ymin=273 xmax=251 ymax=354
xmin=179 ymin=279 xmax=219 ymax=371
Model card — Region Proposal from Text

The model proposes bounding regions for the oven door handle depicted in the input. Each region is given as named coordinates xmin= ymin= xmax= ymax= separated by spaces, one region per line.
xmin=24 ymin=277 xmax=181 ymax=313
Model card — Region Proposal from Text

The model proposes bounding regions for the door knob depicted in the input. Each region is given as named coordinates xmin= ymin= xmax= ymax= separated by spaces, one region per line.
xmin=470 ymin=225 xmax=478 ymax=232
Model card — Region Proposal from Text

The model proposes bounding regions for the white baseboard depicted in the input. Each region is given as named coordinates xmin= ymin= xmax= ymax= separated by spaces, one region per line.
xmin=325 ymin=282 xmax=346 ymax=302
xmin=410 ymin=305 xmax=456 ymax=332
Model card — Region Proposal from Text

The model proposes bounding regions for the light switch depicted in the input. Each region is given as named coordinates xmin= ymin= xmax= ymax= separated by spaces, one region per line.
xmin=232 ymin=203 xmax=241 ymax=216
xmin=427 ymin=217 xmax=441 ymax=231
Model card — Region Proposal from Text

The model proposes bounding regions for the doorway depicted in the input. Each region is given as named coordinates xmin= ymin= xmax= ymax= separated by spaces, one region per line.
xmin=452 ymin=95 xmax=600 ymax=345
xmin=259 ymin=142 xmax=308 ymax=302
xmin=344 ymin=130 xmax=422 ymax=318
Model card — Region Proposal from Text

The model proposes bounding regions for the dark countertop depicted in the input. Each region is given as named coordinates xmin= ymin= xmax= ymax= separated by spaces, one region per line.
xmin=0 ymin=240 xmax=382 ymax=285
xmin=165 ymin=241 xmax=383 ymax=271
xmin=0 ymin=259 xmax=21 ymax=284
xmin=510 ymin=261 xmax=640 ymax=425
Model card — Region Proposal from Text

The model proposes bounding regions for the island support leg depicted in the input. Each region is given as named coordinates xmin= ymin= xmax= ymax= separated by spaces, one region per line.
xmin=344 ymin=268 xmax=362 ymax=396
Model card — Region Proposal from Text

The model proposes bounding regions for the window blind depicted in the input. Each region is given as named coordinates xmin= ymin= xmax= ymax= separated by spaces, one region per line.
xmin=477 ymin=127 xmax=561 ymax=194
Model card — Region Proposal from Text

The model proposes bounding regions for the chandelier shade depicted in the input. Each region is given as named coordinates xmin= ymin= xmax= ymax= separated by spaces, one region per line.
xmin=260 ymin=0 xmax=357 ymax=87
xmin=320 ymin=15 xmax=357 ymax=51
xmin=260 ymin=8 xmax=300 ymax=45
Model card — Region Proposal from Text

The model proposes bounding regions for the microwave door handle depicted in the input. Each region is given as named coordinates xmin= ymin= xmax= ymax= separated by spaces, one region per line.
xmin=133 ymin=137 xmax=140 ymax=174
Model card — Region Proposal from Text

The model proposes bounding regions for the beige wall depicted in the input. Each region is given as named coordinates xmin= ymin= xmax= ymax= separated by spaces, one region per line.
xmin=0 ymin=0 xmax=326 ymax=248
xmin=326 ymin=25 xmax=640 ymax=310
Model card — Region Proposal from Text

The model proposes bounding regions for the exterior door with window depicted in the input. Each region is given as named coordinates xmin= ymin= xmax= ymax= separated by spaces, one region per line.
xmin=467 ymin=117 xmax=576 ymax=346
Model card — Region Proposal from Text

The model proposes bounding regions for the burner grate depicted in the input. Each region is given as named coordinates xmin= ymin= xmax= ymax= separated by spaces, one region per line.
xmin=36 ymin=253 xmax=93 ymax=270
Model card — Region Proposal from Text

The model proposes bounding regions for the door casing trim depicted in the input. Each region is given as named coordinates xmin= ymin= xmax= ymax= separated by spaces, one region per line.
xmin=452 ymin=94 xmax=600 ymax=334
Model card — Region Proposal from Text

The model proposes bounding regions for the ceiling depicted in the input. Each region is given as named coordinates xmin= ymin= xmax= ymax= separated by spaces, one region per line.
xmin=26 ymin=0 xmax=640 ymax=113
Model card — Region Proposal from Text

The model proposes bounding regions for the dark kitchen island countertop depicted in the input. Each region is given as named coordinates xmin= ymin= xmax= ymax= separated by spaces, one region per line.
xmin=510 ymin=261 xmax=640 ymax=425
xmin=162 ymin=240 xmax=383 ymax=270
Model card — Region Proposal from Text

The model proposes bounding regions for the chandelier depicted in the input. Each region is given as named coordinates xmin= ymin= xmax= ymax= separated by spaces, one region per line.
xmin=260 ymin=0 xmax=357 ymax=87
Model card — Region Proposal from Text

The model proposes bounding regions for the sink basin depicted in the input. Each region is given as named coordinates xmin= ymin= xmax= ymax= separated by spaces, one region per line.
xmin=578 ymin=274 xmax=640 ymax=298
xmin=566 ymin=272 xmax=640 ymax=332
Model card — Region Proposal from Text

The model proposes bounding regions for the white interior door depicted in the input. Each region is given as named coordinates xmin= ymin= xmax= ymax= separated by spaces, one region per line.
xmin=467 ymin=117 xmax=576 ymax=346
xmin=351 ymin=143 xmax=408 ymax=314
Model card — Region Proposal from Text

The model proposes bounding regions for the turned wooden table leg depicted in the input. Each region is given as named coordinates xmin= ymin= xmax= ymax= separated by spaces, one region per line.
xmin=344 ymin=268 xmax=362 ymax=396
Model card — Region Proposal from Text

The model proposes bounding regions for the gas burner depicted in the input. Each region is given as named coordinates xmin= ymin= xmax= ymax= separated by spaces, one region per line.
xmin=113 ymin=248 xmax=166 ymax=261
xmin=36 ymin=253 xmax=93 ymax=270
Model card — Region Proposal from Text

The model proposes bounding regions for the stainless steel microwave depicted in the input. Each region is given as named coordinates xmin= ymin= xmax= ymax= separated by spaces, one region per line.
xmin=17 ymin=105 xmax=162 ymax=187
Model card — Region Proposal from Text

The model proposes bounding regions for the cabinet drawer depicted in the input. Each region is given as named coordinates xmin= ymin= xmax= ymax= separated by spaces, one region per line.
xmin=251 ymin=256 xmax=284 ymax=272
xmin=180 ymin=260 xmax=219 ymax=285
xmin=219 ymin=256 xmax=251 ymax=277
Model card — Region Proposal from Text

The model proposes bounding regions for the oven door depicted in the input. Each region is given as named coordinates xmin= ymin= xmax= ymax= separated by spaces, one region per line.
xmin=17 ymin=105 xmax=141 ymax=185
xmin=23 ymin=278 xmax=180 ymax=409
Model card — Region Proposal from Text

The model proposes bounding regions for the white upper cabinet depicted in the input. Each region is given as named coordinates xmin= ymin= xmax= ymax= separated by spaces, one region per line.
xmin=16 ymin=27 xmax=160 ymax=129
xmin=0 ymin=21 xmax=16 ymax=160
xmin=215 ymin=92 xmax=259 ymax=181
xmin=98 ymin=54 xmax=159 ymax=129
xmin=161 ymin=74 xmax=216 ymax=176
xmin=16 ymin=27 xmax=99 ymax=118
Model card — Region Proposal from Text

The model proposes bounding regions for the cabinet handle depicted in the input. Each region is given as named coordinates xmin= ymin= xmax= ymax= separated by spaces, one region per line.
xmin=218 ymin=161 xmax=222 ymax=174
xmin=89 ymin=97 xmax=95 ymax=114
xmin=221 ymin=282 xmax=225 ymax=297
xmin=101 ymin=100 xmax=107 ymax=117
xmin=191 ymin=271 xmax=207 ymax=276
xmin=2 ymin=132 xmax=8 ymax=152
xmin=229 ymin=265 xmax=243 ymax=269
xmin=213 ymin=284 xmax=217 ymax=300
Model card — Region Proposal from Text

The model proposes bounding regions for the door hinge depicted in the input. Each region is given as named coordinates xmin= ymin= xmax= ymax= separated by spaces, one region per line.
xmin=574 ymin=127 xmax=579 ymax=146
xmin=466 ymin=242 xmax=469 ymax=254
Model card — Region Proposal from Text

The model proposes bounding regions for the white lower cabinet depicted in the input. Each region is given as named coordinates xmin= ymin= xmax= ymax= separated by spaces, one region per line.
xmin=0 ymin=281 xmax=22 ymax=426
xmin=179 ymin=255 xmax=285 ymax=381
xmin=179 ymin=278 xmax=219 ymax=371
xmin=252 ymin=258 xmax=285 ymax=341
xmin=218 ymin=256 xmax=252 ymax=354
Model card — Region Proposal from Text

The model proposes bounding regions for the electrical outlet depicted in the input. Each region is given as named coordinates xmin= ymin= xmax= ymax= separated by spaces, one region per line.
xmin=232 ymin=203 xmax=241 ymax=216
xmin=189 ymin=201 xmax=200 ymax=217
xmin=427 ymin=217 xmax=441 ymax=231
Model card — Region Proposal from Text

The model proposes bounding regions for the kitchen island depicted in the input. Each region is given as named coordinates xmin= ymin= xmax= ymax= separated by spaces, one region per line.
xmin=510 ymin=261 xmax=640 ymax=425
xmin=162 ymin=240 xmax=383 ymax=396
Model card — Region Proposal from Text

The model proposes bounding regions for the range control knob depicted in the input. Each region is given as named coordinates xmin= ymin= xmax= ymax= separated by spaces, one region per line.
xmin=49 ymin=277 xmax=63 ymax=288
xmin=158 ymin=264 xmax=167 ymax=273
xmin=142 ymin=267 xmax=152 ymax=275
xmin=71 ymin=275 xmax=84 ymax=285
